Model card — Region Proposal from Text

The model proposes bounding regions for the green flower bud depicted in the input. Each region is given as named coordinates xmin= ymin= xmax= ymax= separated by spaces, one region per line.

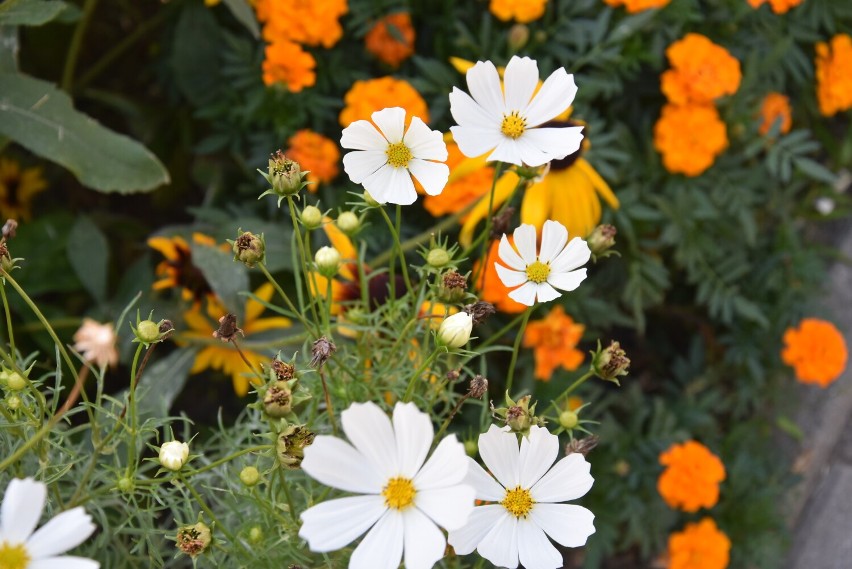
xmin=591 ymin=340 xmax=630 ymax=385
xmin=507 ymin=24 xmax=530 ymax=50
xmin=176 ymin=522 xmax=212 ymax=558
xmin=268 ymin=151 xmax=304 ymax=196
xmin=6 ymin=371 xmax=26 ymax=391
xmin=336 ymin=211 xmax=360 ymax=234
xmin=136 ymin=320 xmax=160 ymax=344
xmin=239 ymin=466 xmax=261 ymax=487
xmin=263 ymin=381 xmax=292 ymax=418
xmin=559 ymin=410 xmax=579 ymax=430
xmin=232 ymin=230 xmax=265 ymax=268
xmin=117 ymin=476 xmax=135 ymax=493
xmin=464 ymin=440 xmax=478 ymax=457
xmin=6 ymin=395 xmax=21 ymax=410
xmin=301 ymin=205 xmax=323 ymax=230
xmin=315 ymin=246 xmax=341 ymax=278
xmin=426 ymin=247 xmax=451 ymax=268
xmin=587 ymin=224 xmax=617 ymax=258
xmin=248 ymin=526 xmax=264 ymax=544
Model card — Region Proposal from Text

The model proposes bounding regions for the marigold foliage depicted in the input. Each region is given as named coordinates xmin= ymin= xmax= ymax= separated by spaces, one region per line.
xmin=781 ymin=318 xmax=848 ymax=387
xmin=658 ymin=440 xmax=726 ymax=512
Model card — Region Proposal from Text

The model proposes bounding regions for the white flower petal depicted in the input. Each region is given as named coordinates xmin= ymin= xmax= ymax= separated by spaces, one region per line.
xmin=498 ymin=234 xmax=526 ymax=270
xmin=27 ymin=508 xmax=95 ymax=558
xmin=393 ymin=402 xmax=434 ymax=479
xmin=487 ymin=137 xmax=523 ymax=166
xmin=448 ymin=504 xmax=506 ymax=555
xmin=298 ymin=495 xmax=386 ymax=552
xmin=547 ymin=269 xmax=587 ymax=293
xmin=341 ymin=401 xmax=399 ymax=480
xmin=503 ymin=56 xmax=540 ymax=113
xmin=519 ymin=426 xmax=559 ymax=489
xmin=29 ymin=557 xmax=99 ymax=569
xmin=463 ymin=456 xmax=506 ymax=501
xmin=403 ymin=507 xmax=446 ymax=569
xmin=341 ymin=120 xmax=389 ymax=150
xmin=408 ymin=159 xmax=449 ymax=197
xmin=404 ymin=117 xmax=448 ymax=161
xmin=512 ymin=224 xmax=538 ymax=264
xmin=371 ymin=107 xmax=406 ymax=143
xmin=530 ymin=503 xmax=596 ymax=548
xmin=533 ymin=282 xmax=561 ymax=303
xmin=521 ymin=126 xmax=584 ymax=163
xmin=362 ymin=163 xmax=394 ymax=203
xmin=538 ymin=220 xmax=569 ymax=264
xmin=550 ymin=237 xmax=591 ymax=273
xmin=386 ymin=166 xmax=418 ymax=205
xmin=524 ymin=68 xmax=578 ymax=127
xmin=349 ymin=510 xmax=404 ymax=569
xmin=450 ymin=125 xmax=501 ymax=159
xmin=495 ymin=263 xmax=528 ymax=288
xmin=477 ymin=511 xmax=520 ymax=569
xmin=301 ymin=436 xmax=384 ymax=494
xmin=478 ymin=424 xmax=520 ymax=488
xmin=1 ymin=478 xmax=45 ymax=544
xmin=416 ymin=484 xmax=475 ymax=532
xmin=449 ymin=88 xmax=498 ymax=130
xmin=466 ymin=60 xmax=506 ymax=118
xmin=343 ymin=150 xmax=388 ymax=184
xmin=517 ymin=519 xmax=564 ymax=569
xmin=514 ymin=136 xmax=552 ymax=168
xmin=508 ymin=281 xmax=537 ymax=306
xmin=414 ymin=435 xmax=469 ymax=490
xmin=530 ymin=453 xmax=594 ymax=503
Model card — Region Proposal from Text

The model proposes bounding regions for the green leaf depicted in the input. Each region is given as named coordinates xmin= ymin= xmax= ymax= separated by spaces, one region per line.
xmin=0 ymin=0 xmax=67 ymax=26
xmin=793 ymin=156 xmax=838 ymax=185
xmin=775 ymin=415 xmax=804 ymax=442
xmin=135 ymin=348 xmax=195 ymax=420
xmin=221 ymin=0 xmax=259 ymax=38
xmin=191 ymin=243 xmax=249 ymax=318
xmin=0 ymin=27 xmax=19 ymax=72
xmin=171 ymin=3 xmax=223 ymax=106
xmin=66 ymin=216 xmax=108 ymax=302
xmin=0 ymin=72 xmax=170 ymax=193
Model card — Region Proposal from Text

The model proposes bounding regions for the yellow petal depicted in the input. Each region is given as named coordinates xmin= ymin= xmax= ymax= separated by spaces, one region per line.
xmin=191 ymin=347 xmax=215 ymax=373
xmin=459 ymin=170 xmax=520 ymax=248
xmin=245 ymin=282 xmax=276 ymax=323
xmin=184 ymin=308 xmax=213 ymax=333
xmin=576 ymin=158 xmax=619 ymax=209
xmin=520 ymin=179 xmax=552 ymax=230
xmin=247 ymin=316 xmax=292 ymax=333
xmin=147 ymin=236 xmax=182 ymax=260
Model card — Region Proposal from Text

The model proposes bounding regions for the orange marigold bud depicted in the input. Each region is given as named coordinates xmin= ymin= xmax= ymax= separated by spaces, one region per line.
xmin=365 ymin=13 xmax=415 ymax=67
xmin=781 ymin=318 xmax=848 ymax=387
xmin=815 ymin=34 xmax=852 ymax=117
xmin=654 ymin=103 xmax=728 ymax=177
xmin=660 ymin=33 xmax=741 ymax=105
xmin=668 ymin=518 xmax=731 ymax=569
xmin=758 ymin=92 xmax=792 ymax=135
xmin=657 ymin=441 xmax=726 ymax=512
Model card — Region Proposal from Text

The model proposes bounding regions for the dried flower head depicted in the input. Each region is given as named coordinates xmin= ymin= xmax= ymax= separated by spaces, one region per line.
xmin=490 ymin=206 xmax=516 ymax=240
xmin=271 ymin=358 xmax=296 ymax=381
xmin=310 ymin=336 xmax=336 ymax=368
xmin=159 ymin=319 xmax=175 ymax=338
xmin=592 ymin=340 xmax=630 ymax=384
xmin=232 ymin=231 xmax=265 ymax=268
xmin=2 ymin=219 xmax=17 ymax=239
xmin=263 ymin=380 xmax=293 ymax=418
xmin=468 ymin=374 xmax=489 ymax=398
xmin=566 ymin=435 xmax=600 ymax=457
xmin=213 ymin=313 xmax=243 ymax=343
xmin=463 ymin=300 xmax=496 ymax=326
xmin=176 ymin=521 xmax=212 ymax=558
xmin=587 ymin=224 xmax=617 ymax=257
xmin=277 ymin=424 xmax=316 ymax=469
xmin=73 ymin=318 xmax=119 ymax=370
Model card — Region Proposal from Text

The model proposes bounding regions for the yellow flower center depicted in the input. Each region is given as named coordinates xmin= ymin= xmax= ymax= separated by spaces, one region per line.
xmin=382 ymin=477 xmax=416 ymax=510
xmin=501 ymin=486 xmax=534 ymax=518
xmin=525 ymin=261 xmax=550 ymax=284
xmin=501 ymin=112 xmax=527 ymax=139
xmin=0 ymin=542 xmax=31 ymax=569
xmin=386 ymin=142 xmax=413 ymax=168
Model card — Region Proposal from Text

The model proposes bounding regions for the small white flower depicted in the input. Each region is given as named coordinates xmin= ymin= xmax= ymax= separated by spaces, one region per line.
xmin=437 ymin=312 xmax=473 ymax=349
xmin=159 ymin=440 xmax=189 ymax=471
xmin=341 ymin=107 xmax=450 ymax=206
xmin=449 ymin=56 xmax=584 ymax=167
xmin=299 ymin=401 xmax=475 ymax=569
xmin=815 ymin=196 xmax=835 ymax=215
xmin=0 ymin=477 xmax=99 ymax=569
xmin=72 ymin=318 xmax=118 ymax=370
xmin=495 ymin=220 xmax=590 ymax=306
xmin=448 ymin=425 xmax=596 ymax=569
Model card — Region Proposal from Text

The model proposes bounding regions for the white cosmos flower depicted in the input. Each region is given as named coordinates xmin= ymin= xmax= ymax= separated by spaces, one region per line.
xmin=341 ymin=107 xmax=450 ymax=206
xmin=0 ymin=478 xmax=99 ymax=569
xmin=299 ymin=401 xmax=475 ymax=569
xmin=449 ymin=56 xmax=584 ymax=167
xmin=495 ymin=220 xmax=590 ymax=306
xmin=448 ymin=425 xmax=596 ymax=569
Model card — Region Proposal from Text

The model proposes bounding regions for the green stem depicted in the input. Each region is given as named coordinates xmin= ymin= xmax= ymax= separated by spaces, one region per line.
xmin=474 ymin=162 xmax=505 ymax=275
xmin=433 ymin=393 xmax=469 ymax=444
xmin=277 ymin=468 xmax=299 ymax=524
xmin=286 ymin=196 xmax=323 ymax=331
xmin=181 ymin=475 xmax=247 ymax=555
xmin=0 ymin=281 xmax=15 ymax=357
xmin=402 ymin=349 xmax=440 ymax=403
xmin=505 ymin=307 xmax=533 ymax=395
xmin=61 ymin=0 xmax=99 ymax=91
xmin=555 ymin=369 xmax=596 ymax=402
xmin=126 ymin=344 xmax=145 ymax=469
xmin=258 ymin=261 xmax=317 ymax=335
xmin=0 ymin=417 xmax=59 ymax=472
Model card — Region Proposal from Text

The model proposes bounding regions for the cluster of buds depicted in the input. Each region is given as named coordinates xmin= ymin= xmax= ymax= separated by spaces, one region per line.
xmin=258 ymin=150 xmax=310 ymax=205
xmin=587 ymin=224 xmax=618 ymax=261
xmin=590 ymin=340 xmax=630 ymax=385
xmin=131 ymin=311 xmax=174 ymax=347
xmin=176 ymin=520 xmax=212 ymax=559
xmin=437 ymin=312 xmax=473 ymax=349
xmin=230 ymin=230 xmax=265 ymax=268
xmin=277 ymin=425 xmax=316 ymax=470
xmin=492 ymin=393 xmax=546 ymax=436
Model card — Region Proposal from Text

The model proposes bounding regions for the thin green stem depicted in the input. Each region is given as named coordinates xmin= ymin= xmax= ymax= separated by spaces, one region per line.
xmin=277 ymin=468 xmax=299 ymax=524
xmin=61 ymin=0 xmax=99 ymax=91
xmin=474 ymin=162 xmax=505 ymax=274
xmin=258 ymin=262 xmax=317 ymax=335
xmin=0 ymin=417 xmax=59 ymax=472
xmin=402 ymin=349 xmax=440 ymax=403
xmin=433 ymin=393 xmax=469 ymax=444
xmin=505 ymin=307 xmax=533 ymax=395
xmin=319 ymin=369 xmax=338 ymax=434
xmin=126 ymin=344 xmax=145 ymax=469
xmin=181 ymin=475 xmax=247 ymax=555
xmin=555 ymin=370 xmax=596 ymax=402
xmin=0 ymin=281 xmax=15 ymax=357
xmin=286 ymin=196 xmax=323 ymax=330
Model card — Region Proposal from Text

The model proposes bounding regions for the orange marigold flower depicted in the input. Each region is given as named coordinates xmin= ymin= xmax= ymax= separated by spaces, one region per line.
xmin=339 ymin=77 xmax=429 ymax=127
xmin=746 ymin=0 xmax=804 ymax=13
xmin=758 ymin=92 xmax=792 ymax=135
xmin=423 ymin=139 xmax=494 ymax=219
xmin=602 ymin=0 xmax=670 ymax=13
xmin=523 ymin=306 xmax=585 ymax=381
xmin=654 ymin=103 xmax=728 ymax=177
xmin=365 ymin=13 xmax=415 ymax=67
xmin=815 ymin=34 xmax=852 ymax=117
xmin=474 ymin=239 xmax=527 ymax=315
xmin=668 ymin=518 xmax=731 ymax=569
xmin=781 ymin=318 xmax=848 ymax=387
xmin=658 ymin=441 xmax=726 ymax=512
xmin=661 ymin=33 xmax=741 ymax=105
xmin=286 ymin=130 xmax=340 ymax=187
xmin=489 ymin=0 xmax=547 ymax=23
xmin=262 ymin=39 xmax=316 ymax=92
xmin=255 ymin=0 xmax=348 ymax=49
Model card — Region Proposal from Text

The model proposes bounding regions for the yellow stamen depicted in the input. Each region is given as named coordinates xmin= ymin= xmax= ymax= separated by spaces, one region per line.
xmin=525 ymin=261 xmax=550 ymax=284
xmin=501 ymin=112 xmax=527 ymax=139
xmin=386 ymin=142 xmax=413 ymax=168
xmin=382 ymin=477 xmax=416 ymax=510
xmin=0 ymin=542 xmax=31 ymax=569
xmin=501 ymin=486 xmax=534 ymax=518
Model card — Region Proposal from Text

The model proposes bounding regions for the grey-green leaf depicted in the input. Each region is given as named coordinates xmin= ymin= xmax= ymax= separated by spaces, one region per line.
xmin=221 ymin=0 xmax=259 ymax=38
xmin=0 ymin=72 xmax=170 ymax=193
xmin=191 ymin=243 xmax=249 ymax=319
xmin=67 ymin=215 xmax=109 ymax=302
xmin=0 ymin=0 xmax=67 ymax=26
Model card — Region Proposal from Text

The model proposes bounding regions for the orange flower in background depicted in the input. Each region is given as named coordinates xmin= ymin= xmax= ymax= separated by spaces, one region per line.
xmin=489 ymin=0 xmax=547 ymax=22
xmin=758 ymin=92 xmax=792 ymax=135
xmin=523 ymin=306 xmax=585 ymax=381
xmin=262 ymin=39 xmax=316 ymax=92
xmin=815 ymin=34 xmax=852 ymax=117
xmin=0 ymin=157 xmax=47 ymax=221
xmin=658 ymin=441 xmax=726 ymax=512
xmin=423 ymin=138 xmax=494 ymax=219
xmin=339 ymin=77 xmax=430 ymax=127
xmin=781 ymin=318 xmax=848 ymax=387
xmin=654 ymin=103 xmax=728 ymax=177
xmin=365 ymin=13 xmax=415 ymax=67
xmin=746 ymin=0 xmax=804 ymax=13
xmin=286 ymin=130 xmax=340 ymax=187
xmin=148 ymin=233 xmax=223 ymax=303
xmin=474 ymin=239 xmax=527 ymax=314
xmin=255 ymin=0 xmax=348 ymax=49
xmin=668 ymin=518 xmax=731 ymax=569
xmin=661 ymin=34 xmax=741 ymax=105
xmin=602 ymin=0 xmax=670 ymax=12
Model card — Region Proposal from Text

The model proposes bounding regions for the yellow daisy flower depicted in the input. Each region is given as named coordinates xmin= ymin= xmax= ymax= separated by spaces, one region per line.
xmin=148 ymin=233 xmax=223 ymax=303
xmin=0 ymin=157 xmax=48 ymax=221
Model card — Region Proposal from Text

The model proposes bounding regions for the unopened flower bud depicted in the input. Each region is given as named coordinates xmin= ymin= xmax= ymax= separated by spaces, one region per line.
xmin=240 ymin=466 xmax=260 ymax=487
xmin=507 ymin=403 xmax=531 ymax=433
xmin=468 ymin=375 xmax=488 ymax=398
xmin=213 ymin=313 xmax=243 ymax=343
xmin=277 ymin=425 xmax=315 ymax=470
xmin=6 ymin=395 xmax=21 ymax=410
xmin=559 ymin=410 xmax=579 ymax=429
xmin=446 ymin=369 xmax=460 ymax=382
xmin=136 ymin=320 xmax=160 ymax=344
xmin=0 ymin=243 xmax=15 ymax=272
xmin=492 ymin=393 xmax=545 ymax=436
xmin=315 ymin=246 xmax=341 ymax=278
xmin=614 ymin=459 xmax=630 ymax=477
xmin=464 ymin=440 xmax=478 ymax=456
xmin=464 ymin=301 xmax=496 ymax=325
xmin=249 ymin=526 xmax=264 ymax=544
xmin=437 ymin=312 xmax=473 ymax=349
xmin=159 ymin=440 xmax=190 ymax=471
xmin=591 ymin=340 xmax=630 ymax=385
xmin=301 ymin=205 xmax=323 ymax=229
xmin=232 ymin=231 xmax=265 ymax=268
xmin=176 ymin=521 xmax=212 ymax=558
xmin=6 ymin=371 xmax=26 ymax=391
xmin=267 ymin=150 xmax=304 ymax=196
xmin=587 ymin=224 xmax=617 ymax=257
xmin=336 ymin=211 xmax=360 ymax=234
xmin=310 ymin=336 xmax=336 ymax=368
xmin=117 ymin=476 xmax=135 ymax=493
xmin=2 ymin=219 xmax=17 ymax=239
xmin=363 ymin=190 xmax=383 ymax=207
xmin=507 ymin=24 xmax=529 ymax=50
xmin=439 ymin=270 xmax=467 ymax=303
xmin=263 ymin=380 xmax=292 ymax=418
xmin=426 ymin=247 xmax=451 ymax=268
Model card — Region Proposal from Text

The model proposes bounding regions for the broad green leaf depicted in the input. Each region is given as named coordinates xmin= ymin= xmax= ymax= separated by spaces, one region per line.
xmin=134 ymin=348 xmax=196 ymax=420
xmin=0 ymin=72 xmax=170 ymax=193
xmin=793 ymin=156 xmax=838 ymax=185
xmin=0 ymin=0 xmax=67 ymax=26
xmin=221 ymin=0 xmax=259 ymax=38
xmin=0 ymin=27 xmax=18 ymax=72
xmin=191 ymin=243 xmax=249 ymax=318
xmin=66 ymin=215 xmax=109 ymax=302
xmin=171 ymin=3 xmax=223 ymax=106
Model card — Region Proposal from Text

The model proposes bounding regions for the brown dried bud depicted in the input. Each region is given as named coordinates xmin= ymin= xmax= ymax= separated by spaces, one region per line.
xmin=463 ymin=301 xmax=496 ymax=326
xmin=438 ymin=270 xmax=467 ymax=303
xmin=310 ymin=336 xmax=336 ymax=368
xmin=176 ymin=522 xmax=212 ymax=558
xmin=264 ymin=380 xmax=292 ymax=418
xmin=271 ymin=358 xmax=296 ymax=381
xmin=277 ymin=425 xmax=316 ymax=469
xmin=2 ymin=219 xmax=17 ymax=239
xmin=587 ymin=224 xmax=617 ymax=256
xmin=565 ymin=435 xmax=599 ymax=457
xmin=468 ymin=375 xmax=488 ymax=399
xmin=213 ymin=313 xmax=243 ymax=343
xmin=490 ymin=206 xmax=516 ymax=240
xmin=158 ymin=319 xmax=175 ymax=338
xmin=443 ymin=270 xmax=467 ymax=290
xmin=232 ymin=231 xmax=265 ymax=267
xmin=592 ymin=340 xmax=630 ymax=384
xmin=445 ymin=369 xmax=461 ymax=383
